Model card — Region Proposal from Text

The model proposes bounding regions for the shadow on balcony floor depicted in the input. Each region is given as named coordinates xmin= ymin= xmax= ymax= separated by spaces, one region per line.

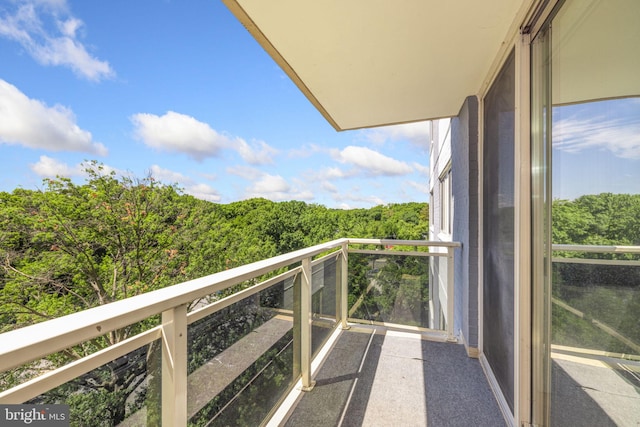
xmin=284 ymin=327 xmax=506 ymax=427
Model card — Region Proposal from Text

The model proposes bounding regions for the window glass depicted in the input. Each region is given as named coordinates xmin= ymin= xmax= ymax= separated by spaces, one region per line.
xmin=533 ymin=0 xmax=640 ymax=424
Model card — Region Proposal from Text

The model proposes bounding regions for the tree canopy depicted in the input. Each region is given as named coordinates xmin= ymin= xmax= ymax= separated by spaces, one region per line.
xmin=0 ymin=165 xmax=430 ymax=334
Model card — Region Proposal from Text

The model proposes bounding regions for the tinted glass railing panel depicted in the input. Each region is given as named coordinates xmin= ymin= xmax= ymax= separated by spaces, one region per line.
xmin=550 ymin=250 xmax=640 ymax=426
xmin=551 ymin=254 xmax=640 ymax=356
xmin=24 ymin=340 xmax=162 ymax=427
xmin=187 ymin=279 xmax=295 ymax=427
xmin=348 ymin=253 xmax=431 ymax=328
xmin=311 ymin=256 xmax=339 ymax=357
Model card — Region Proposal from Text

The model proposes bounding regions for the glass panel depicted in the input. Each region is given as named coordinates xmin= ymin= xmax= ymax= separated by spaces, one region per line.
xmin=549 ymin=250 xmax=640 ymax=426
xmin=187 ymin=279 xmax=295 ymax=426
xmin=533 ymin=0 xmax=640 ymax=425
xmin=551 ymin=252 xmax=640 ymax=354
xmin=429 ymin=252 xmax=449 ymax=330
xmin=348 ymin=253 xmax=431 ymax=328
xmin=483 ymin=48 xmax=516 ymax=412
xmin=311 ymin=256 xmax=339 ymax=356
xmin=26 ymin=340 xmax=162 ymax=427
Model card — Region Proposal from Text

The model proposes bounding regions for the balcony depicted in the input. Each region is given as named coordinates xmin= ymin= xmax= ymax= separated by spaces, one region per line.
xmin=1 ymin=238 xmax=503 ymax=426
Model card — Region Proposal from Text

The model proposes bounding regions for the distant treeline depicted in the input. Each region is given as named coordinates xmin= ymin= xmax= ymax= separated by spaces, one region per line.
xmin=0 ymin=163 xmax=429 ymax=332
xmin=0 ymin=164 xmax=430 ymax=425
xmin=2 ymin=163 xmax=638 ymax=424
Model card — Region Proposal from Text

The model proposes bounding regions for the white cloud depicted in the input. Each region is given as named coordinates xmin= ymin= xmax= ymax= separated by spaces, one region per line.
xmin=197 ymin=172 xmax=218 ymax=181
xmin=406 ymin=180 xmax=428 ymax=194
xmin=553 ymin=115 xmax=640 ymax=159
xmin=245 ymin=173 xmax=313 ymax=201
xmin=331 ymin=146 xmax=413 ymax=176
xmin=30 ymin=155 xmax=81 ymax=177
xmin=361 ymin=121 xmax=431 ymax=148
xmin=0 ymin=1 xmax=114 ymax=81
xmin=321 ymin=181 xmax=338 ymax=193
xmin=412 ymin=162 xmax=430 ymax=176
xmin=0 ymin=80 xmax=107 ymax=155
xmin=131 ymin=111 xmax=228 ymax=161
xmin=30 ymin=157 xmax=120 ymax=179
xmin=149 ymin=165 xmax=220 ymax=202
xmin=231 ymin=137 xmax=277 ymax=165
xmin=332 ymin=191 xmax=385 ymax=207
xmin=148 ymin=164 xmax=189 ymax=184
xmin=288 ymin=143 xmax=324 ymax=158
xmin=252 ymin=174 xmax=290 ymax=194
xmin=182 ymin=183 xmax=221 ymax=202
xmin=58 ymin=17 xmax=81 ymax=37
xmin=132 ymin=112 xmax=277 ymax=165
xmin=227 ymin=165 xmax=263 ymax=181
xmin=319 ymin=166 xmax=350 ymax=180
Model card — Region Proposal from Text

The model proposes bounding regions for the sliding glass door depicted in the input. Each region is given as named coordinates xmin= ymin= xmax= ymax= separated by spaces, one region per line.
xmin=532 ymin=1 xmax=640 ymax=425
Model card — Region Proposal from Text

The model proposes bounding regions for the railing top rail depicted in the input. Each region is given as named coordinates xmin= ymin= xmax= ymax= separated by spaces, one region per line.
xmin=0 ymin=238 xmax=347 ymax=372
xmin=0 ymin=237 xmax=458 ymax=372
xmin=348 ymin=238 xmax=462 ymax=248
xmin=552 ymin=244 xmax=640 ymax=254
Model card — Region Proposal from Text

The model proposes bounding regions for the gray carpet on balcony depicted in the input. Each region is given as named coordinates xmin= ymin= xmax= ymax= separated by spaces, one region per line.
xmin=285 ymin=328 xmax=506 ymax=427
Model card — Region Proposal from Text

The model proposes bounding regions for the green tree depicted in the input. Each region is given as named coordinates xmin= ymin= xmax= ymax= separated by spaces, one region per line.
xmin=0 ymin=171 xmax=432 ymax=424
xmin=0 ymin=163 xmax=194 ymax=423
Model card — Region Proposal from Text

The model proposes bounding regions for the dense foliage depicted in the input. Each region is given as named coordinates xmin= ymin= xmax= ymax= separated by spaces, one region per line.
xmin=0 ymin=165 xmax=429 ymax=425
xmin=2 ymin=162 xmax=637 ymax=424
xmin=0 ymin=165 xmax=429 ymax=334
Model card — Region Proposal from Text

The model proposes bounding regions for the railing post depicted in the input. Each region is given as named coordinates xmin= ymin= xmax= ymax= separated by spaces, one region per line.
xmin=300 ymin=257 xmax=315 ymax=391
xmin=162 ymin=304 xmax=188 ymax=426
xmin=446 ymin=246 xmax=456 ymax=342
xmin=340 ymin=242 xmax=350 ymax=330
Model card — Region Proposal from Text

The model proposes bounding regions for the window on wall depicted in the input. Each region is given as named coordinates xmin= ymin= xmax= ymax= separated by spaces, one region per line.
xmin=439 ymin=164 xmax=452 ymax=235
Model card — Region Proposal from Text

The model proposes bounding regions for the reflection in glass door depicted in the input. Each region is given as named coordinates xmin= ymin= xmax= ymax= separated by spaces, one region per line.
xmin=532 ymin=0 xmax=640 ymax=425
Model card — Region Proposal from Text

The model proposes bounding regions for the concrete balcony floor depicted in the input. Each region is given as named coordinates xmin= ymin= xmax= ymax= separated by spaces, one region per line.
xmin=283 ymin=326 xmax=506 ymax=427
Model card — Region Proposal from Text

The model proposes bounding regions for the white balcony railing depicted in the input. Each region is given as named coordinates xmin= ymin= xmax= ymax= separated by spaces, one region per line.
xmin=0 ymin=238 xmax=460 ymax=426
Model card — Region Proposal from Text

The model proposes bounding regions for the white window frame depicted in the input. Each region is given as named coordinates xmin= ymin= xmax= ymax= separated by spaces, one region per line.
xmin=439 ymin=163 xmax=453 ymax=236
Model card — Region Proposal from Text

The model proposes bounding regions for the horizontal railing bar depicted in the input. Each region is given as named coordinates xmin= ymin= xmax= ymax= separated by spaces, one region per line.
xmin=551 ymin=344 xmax=640 ymax=363
xmin=0 ymin=238 xmax=348 ymax=373
xmin=187 ymin=268 xmax=301 ymax=325
xmin=552 ymin=257 xmax=640 ymax=266
xmin=552 ymin=244 xmax=640 ymax=254
xmin=346 ymin=319 xmax=450 ymax=340
xmin=0 ymin=237 xmax=458 ymax=412
xmin=349 ymin=249 xmax=441 ymax=257
xmin=0 ymin=326 xmax=162 ymax=404
xmin=348 ymin=238 xmax=461 ymax=248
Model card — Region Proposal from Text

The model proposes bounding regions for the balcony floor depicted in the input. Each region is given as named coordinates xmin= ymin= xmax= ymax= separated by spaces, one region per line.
xmin=282 ymin=326 xmax=506 ymax=427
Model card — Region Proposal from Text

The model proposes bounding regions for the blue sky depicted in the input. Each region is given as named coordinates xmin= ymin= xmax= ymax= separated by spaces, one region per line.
xmin=552 ymin=98 xmax=640 ymax=200
xmin=0 ymin=0 xmax=431 ymax=209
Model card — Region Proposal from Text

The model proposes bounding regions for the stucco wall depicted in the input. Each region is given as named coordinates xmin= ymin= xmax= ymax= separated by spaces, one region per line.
xmin=451 ymin=95 xmax=479 ymax=349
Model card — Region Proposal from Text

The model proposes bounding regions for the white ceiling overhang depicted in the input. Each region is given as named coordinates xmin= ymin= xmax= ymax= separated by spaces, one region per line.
xmin=223 ymin=0 xmax=527 ymax=130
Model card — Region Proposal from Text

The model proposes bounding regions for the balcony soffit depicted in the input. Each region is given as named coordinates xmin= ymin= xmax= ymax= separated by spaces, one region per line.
xmin=223 ymin=0 xmax=526 ymax=131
